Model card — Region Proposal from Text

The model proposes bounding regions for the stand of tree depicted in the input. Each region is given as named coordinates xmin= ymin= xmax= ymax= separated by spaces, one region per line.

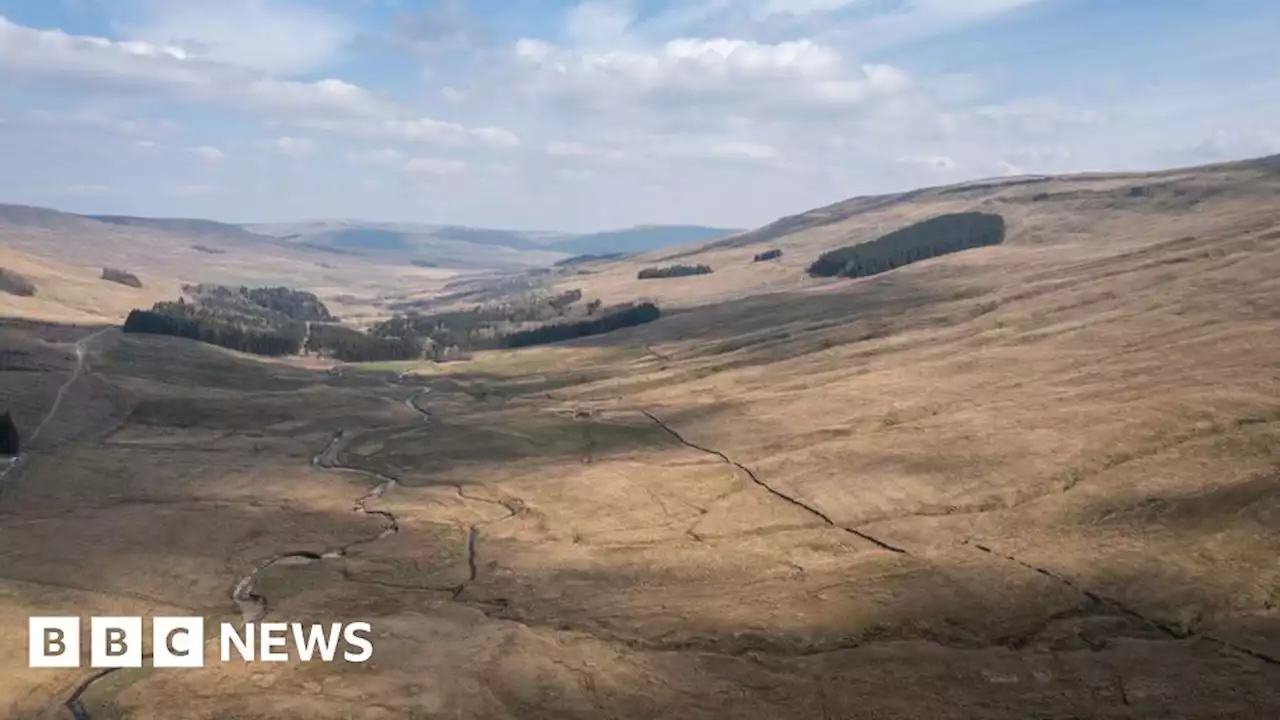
xmin=123 ymin=303 xmax=305 ymax=356
xmin=0 ymin=268 xmax=35 ymax=297
xmin=555 ymin=252 xmax=625 ymax=266
xmin=372 ymin=288 xmax=602 ymax=359
xmin=101 ymin=267 xmax=143 ymax=288
xmin=0 ymin=411 xmax=19 ymax=455
xmin=547 ymin=288 xmax=583 ymax=312
xmin=501 ymin=302 xmax=660 ymax=348
xmin=176 ymin=284 xmax=334 ymax=322
xmin=306 ymin=323 xmax=421 ymax=363
xmin=637 ymin=264 xmax=712 ymax=279
xmin=243 ymin=287 xmax=333 ymax=322
xmin=807 ymin=212 xmax=1006 ymax=279
xmin=753 ymin=249 xmax=783 ymax=262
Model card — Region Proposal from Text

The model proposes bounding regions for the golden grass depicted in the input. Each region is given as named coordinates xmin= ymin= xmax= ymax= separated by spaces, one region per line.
xmin=2 ymin=158 xmax=1279 ymax=718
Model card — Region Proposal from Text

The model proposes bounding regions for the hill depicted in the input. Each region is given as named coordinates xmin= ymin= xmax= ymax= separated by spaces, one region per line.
xmin=244 ymin=220 xmax=566 ymax=268
xmin=82 ymin=214 xmax=274 ymax=245
xmin=545 ymin=154 xmax=1280 ymax=310
xmin=547 ymin=224 xmax=740 ymax=255
xmin=247 ymin=220 xmax=740 ymax=265
xmin=0 ymin=203 xmax=464 ymax=326
xmin=2 ymin=154 xmax=1279 ymax=719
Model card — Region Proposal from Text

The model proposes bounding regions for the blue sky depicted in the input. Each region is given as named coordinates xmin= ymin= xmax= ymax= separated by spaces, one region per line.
xmin=0 ymin=0 xmax=1277 ymax=231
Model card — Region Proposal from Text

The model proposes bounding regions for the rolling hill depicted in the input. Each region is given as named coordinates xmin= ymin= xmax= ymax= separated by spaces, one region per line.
xmin=246 ymin=220 xmax=740 ymax=264
xmin=2 ymin=154 xmax=1279 ymax=719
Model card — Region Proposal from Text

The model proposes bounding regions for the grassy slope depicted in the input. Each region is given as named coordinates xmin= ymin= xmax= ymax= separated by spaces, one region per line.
xmin=1 ymin=156 xmax=1278 ymax=718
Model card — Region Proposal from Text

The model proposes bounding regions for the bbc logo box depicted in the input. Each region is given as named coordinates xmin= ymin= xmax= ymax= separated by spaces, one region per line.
xmin=30 ymin=617 xmax=373 ymax=668
xmin=29 ymin=616 xmax=204 ymax=669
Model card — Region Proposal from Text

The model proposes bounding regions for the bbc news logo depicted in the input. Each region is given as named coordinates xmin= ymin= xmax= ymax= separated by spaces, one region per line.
xmin=29 ymin=617 xmax=373 ymax=668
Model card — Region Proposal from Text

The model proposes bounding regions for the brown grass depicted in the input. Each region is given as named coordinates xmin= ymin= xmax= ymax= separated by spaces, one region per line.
xmin=1 ymin=157 xmax=1279 ymax=718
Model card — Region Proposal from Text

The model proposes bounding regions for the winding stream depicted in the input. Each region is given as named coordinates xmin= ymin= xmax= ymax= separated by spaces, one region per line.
xmin=62 ymin=385 xmax=432 ymax=719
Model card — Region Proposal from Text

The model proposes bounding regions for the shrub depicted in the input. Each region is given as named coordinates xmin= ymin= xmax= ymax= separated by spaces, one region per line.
xmin=0 ymin=268 xmax=35 ymax=297
xmin=102 ymin=267 xmax=143 ymax=288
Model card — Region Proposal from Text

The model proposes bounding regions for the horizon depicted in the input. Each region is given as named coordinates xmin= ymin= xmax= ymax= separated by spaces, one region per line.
xmin=10 ymin=150 xmax=1269 ymax=234
xmin=10 ymin=150 xmax=1274 ymax=235
xmin=1 ymin=0 xmax=1278 ymax=232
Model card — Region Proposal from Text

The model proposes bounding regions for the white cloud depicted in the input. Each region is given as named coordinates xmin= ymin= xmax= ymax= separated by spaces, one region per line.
xmin=0 ymin=16 xmax=390 ymax=119
xmin=512 ymin=36 xmax=911 ymax=112
xmin=564 ymin=0 xmax=637 ymax=48
xmin=440 ymin=86 xmax=467 ymax=104
xmin=111 ymin=0 xmax=354 ymax=75
xmin=298 ymin=117 xmax=520 ymax=149
xmin=268 ymin=135 xmax=316 ymax=157
xmin=190 ymin=145 xmax=227 ymax=162
xmin=16 ymin=108 xmax=178 ymax=140
xmin=402 ymin=157 xmax=467 ymax=175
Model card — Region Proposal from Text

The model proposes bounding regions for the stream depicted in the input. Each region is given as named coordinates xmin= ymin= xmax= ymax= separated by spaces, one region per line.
xmin=62 ymin=386 xmax=432 ymax=719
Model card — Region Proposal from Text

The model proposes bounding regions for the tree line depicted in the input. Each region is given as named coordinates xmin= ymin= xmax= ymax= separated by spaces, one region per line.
xmin=122 ymin=301 xmax=305 ymax=356
xmin=502 ymin=303 xmax=661 ymax=348
xmin=121 ymin=284 xmax=340 ymax=358
xmin=807 ymin=212 xmax=1006 ymax=279
xmin=555 ymin=252 xmax=625 ymax=266
xmin=638 ymin=264 xmax=713 ymax=279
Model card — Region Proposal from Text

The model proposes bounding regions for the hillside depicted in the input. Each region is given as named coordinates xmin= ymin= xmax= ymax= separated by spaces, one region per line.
xmin=546 ymin=154 xmax=1280 ymax=310
xmin=82 ymin=214 xmax=275 ymax=245
xmin=547 ymin=224 xmax=741 ymax=255
xmin=1 ymin=154 xmax=1279 ymax=719
xmin=0 ymin=204 xmax=463 ymax=325
xmin=245 ymin=220 xmax=567 ymax=268
xmin=0 ymin=246 xmax=177 ymax=323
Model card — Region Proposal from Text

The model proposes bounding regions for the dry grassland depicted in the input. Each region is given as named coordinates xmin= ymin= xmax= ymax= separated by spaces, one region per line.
xmin=0 ymin=158 xmax=1278 ymax=718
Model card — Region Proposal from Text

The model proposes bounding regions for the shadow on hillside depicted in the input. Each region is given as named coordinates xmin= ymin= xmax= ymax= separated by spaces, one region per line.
xmin=574 ymin=269 xmax=985 ymax=362
xmin=5 ymin=485 xmax=1278 ymax=719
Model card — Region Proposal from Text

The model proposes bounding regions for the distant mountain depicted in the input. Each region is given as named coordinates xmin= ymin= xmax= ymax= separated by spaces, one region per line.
xmin=546 ymin=225 xmax=740 ymax=256
xmin=245 ymin=221 xmax=565 ymax=269
xmin=246 ymin=221 xmax=739 ymax=265
xmin=84 ymin=214 xmax=270 ymax=243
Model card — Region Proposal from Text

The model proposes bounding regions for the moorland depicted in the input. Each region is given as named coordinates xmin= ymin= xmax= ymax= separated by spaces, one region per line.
xmin=1 ymin=155 xmax=1278 ymax=719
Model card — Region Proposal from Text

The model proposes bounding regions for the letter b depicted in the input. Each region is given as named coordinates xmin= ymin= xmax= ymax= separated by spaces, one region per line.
xmin=91 ymin=617 xmax=142 ymax=668
xmin=29 ymin=617 xmax=80 ymax=668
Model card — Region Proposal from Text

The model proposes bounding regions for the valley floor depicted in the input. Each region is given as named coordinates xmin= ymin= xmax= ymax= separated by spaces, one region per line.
xmin=1 ymin=210 xmax=1279 ymax=718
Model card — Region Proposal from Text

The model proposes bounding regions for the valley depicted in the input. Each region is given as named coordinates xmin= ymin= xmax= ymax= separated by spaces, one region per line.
xmin=0 ymin=156 xmax=1278 ymax=718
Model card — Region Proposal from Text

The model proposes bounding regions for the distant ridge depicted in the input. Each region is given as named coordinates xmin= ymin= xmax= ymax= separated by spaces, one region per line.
xmin=83 ymin=214 xmax=270 ymax=243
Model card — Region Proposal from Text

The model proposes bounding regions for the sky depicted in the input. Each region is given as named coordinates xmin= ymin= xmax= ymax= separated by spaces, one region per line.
xmin=0 ymin=0 xmax=1278 ymax=232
